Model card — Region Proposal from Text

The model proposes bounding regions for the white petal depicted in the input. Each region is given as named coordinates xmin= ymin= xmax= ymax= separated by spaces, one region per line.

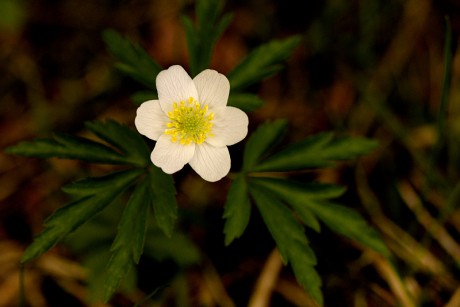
xmin=134 ymin=100 xmax=168 ymax=141
xmin=193 ymin=69 xmax=229 ymax=111
xmin=156 ymin=65 xmax=198 ymax=113
xmin=206 ymin=107 xmax=249 ymax=147
xmin=151 ymin=134 xmax=195 ymax=174
xmin=189 ymin=143 xmax=230 ymax=182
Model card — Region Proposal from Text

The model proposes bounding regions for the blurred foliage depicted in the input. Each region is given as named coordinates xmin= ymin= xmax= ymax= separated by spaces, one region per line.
xmin=0 ymin=0 xmax=26 ymax=32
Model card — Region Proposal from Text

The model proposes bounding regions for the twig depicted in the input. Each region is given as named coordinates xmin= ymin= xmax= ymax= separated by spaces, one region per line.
xmin=356 ymin=166 xmax=449 ymax=278
xmin=248 ymin=248 xmax=283 ymax=307
xmin=275 ymin=279 xmax=318 ymax=307
xmin=397 ymin=181 xmax=460 ymax=265
xmin=445 ymin=286 xmax=460 ymax=307
xmin=371 ymin=253 xmax=417 ymax=307
xmin=202 ymin=261 xmax=236 ymax=307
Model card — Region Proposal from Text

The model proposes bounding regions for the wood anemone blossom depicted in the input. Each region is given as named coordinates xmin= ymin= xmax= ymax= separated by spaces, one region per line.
xmin=135 ymin=65 xmax=249 ymax=182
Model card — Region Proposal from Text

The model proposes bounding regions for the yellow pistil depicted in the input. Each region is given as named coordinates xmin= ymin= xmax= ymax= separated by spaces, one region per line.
xmin=165 ymin=97 xmax=214 ymax=145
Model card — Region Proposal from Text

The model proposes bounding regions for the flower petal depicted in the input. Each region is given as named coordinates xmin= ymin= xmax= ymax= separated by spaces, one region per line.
xmin=189 ymin=143 xmax=230 ymax=182
xmin=151 ymin=134 xmax=195 ymax=174
xmin=206 ymin=106 xmax=249 ymax=147
xmin=193 ymin=69 xmax=229 ymax=112
xmin=157 ymin=65 xmax=198 ymax=113
xmin=134 ymin=100 xmax=168 ymax=141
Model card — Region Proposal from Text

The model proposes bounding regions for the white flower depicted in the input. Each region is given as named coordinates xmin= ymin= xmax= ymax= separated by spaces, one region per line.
xmin=135 ymin=65 xmax=249 ymax=182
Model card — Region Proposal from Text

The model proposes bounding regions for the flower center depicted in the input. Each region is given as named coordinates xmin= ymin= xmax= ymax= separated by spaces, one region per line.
xmin=165 ymin=97 xmax=214 ymax=145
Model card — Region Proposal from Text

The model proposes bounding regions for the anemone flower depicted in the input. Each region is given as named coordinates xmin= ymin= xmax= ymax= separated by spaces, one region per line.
xmin=135 ymin=65 xmax=249 ymax=182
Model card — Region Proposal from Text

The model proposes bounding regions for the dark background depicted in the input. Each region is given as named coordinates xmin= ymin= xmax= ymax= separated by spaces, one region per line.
xmin=1 ymin=0 xmax=460 ymax=306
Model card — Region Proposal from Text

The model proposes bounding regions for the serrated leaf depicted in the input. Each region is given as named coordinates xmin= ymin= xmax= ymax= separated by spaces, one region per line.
xmin=113 ymin=179 xmax=150 ymax=263
xmin=251 ymin=177 xmax=346 ymax=199
xmin=103 ymin=29 xmax=162 ymax=89
xmin=227 ymin=36 xmax=302 ymax=91
xmin=223 ymin=173 xmax=251 ymax=245
xmin=5 ymin=133 xmax=130 ymax=164
xmin=104 ymin=250 xmax=134 ymax=302
xmin=62 ymin=168 xmax=144 ymax=196
xmin=250 ymin=184 xmax=322 ymax=305
xmin=294 ymin=206 xmax=321 ymax=233
xmin=21 ymin=169 xmax=143 ymax=263
xmin=104 ymin=179 xmax=150 ymax=301
xmin=85 ymin=120 xmax=150 ymax=167
xmin=289 ymin=247 xmax=323 ymax=307
xmin=254 ymin=132 xmax=379 ymax=172
xmin=227 ymin=93 xmax=264 ymax=112
xmin=250 ymin=177 xmax=345 ymax=232
xmin=252 ymin=177 xmax=391 ymax=258
xmin=148 ymin=165 xmax=177 ymax=237
xmin=249 ymin=186 xmax=317 ymax=264
xmin=242 ymin=119 xmax=288 ymax=172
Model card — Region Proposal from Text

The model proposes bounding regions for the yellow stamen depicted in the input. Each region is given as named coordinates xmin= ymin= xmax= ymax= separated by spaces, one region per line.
xmin=164 ymin=97 xmax=214 ymax=145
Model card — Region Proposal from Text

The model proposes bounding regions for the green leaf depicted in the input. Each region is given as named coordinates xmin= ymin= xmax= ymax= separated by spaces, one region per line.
xmin=148 ymin=165 xmax=177 ymax=237
xmin=227 ymin=93 xmax=264 ymax=112
xmin=294 ymin=206 xmax=321 ymax=233
xmin=6 ymin=120 xmax=150 ymax=166
xmin=250 ymin=177 xmax=345 ymax=233
xmin=252 ymin=177 xmax=346 ymax=199
xmin=182 ymin=0 xmax=232 ymax=76
xmin=289 ymin=247 xmax=323 ymax=307
xmin=103 ymin=29 xmax=162 ymax=89
xmin=114 ymin=180 xmax=150 ymax=263
xmin=254 ymin=132 xmax=379 ymax=172
xmin=62 ymin=168 xmax=145 ymax=196
xmin=85 ymin=120 xmax=150 ymax=167
xmin=223 ymin=174 xmax=251 ymax=245
xmin=227 ymin=36 xmax=302 ymax=91
xmin=250 ymin=184 xmax=322 ymax=305
xmin=104 ymin=179 xmax=150 ymax=301
xmin=195 ymin=0 xmax=224 ymax=27
xmin=105 ymin=251 xmax=134 ymax=303
xmin=5 ymin=133 xmax=130 ymax=165
xmin=242 ymin=119 xmax=288 ymax=172
xmin=252 ymin=177 xmax=391 ymax=258
xmin=21 ymin=168 xmax=143 ymax=263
